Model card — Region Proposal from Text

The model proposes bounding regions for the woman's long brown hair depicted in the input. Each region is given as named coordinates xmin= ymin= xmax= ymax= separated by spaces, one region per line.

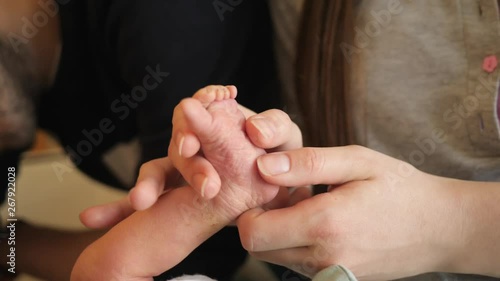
xmin=296 ymin=0 xmax=353 ymax=147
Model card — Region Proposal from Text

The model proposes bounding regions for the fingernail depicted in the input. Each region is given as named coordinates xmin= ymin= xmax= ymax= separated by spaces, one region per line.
xmin=200 ymin=177 xmax=208 ymax=198
xmin=257 ymin=153 xmax=290 ymax=176
xmin=193 ymin=173 xmax=208 ymax=198
xmin=250 ymin=118 xmax=272 ymax=141
xmin=177 ymin=133 xmax=185 ymax=157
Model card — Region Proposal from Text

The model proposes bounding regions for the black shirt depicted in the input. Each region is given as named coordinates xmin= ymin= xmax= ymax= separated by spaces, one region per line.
xmin=37 ymin=0 xmax=280 ymax=189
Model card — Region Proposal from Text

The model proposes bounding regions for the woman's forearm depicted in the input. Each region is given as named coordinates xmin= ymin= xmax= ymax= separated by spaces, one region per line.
xmin=441 ymin=178 xmax=500 ymax=277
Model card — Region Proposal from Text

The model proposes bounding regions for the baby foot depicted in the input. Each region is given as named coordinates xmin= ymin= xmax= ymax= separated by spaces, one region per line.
xmin=171 ymin=85 xmax=279 ymax=220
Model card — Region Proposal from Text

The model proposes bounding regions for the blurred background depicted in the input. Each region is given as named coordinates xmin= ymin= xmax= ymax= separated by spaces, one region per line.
xmin=1 ymin=130 xmax=126 ymax=281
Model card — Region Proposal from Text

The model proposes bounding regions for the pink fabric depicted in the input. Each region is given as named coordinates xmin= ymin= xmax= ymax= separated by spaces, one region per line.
xmin=483 ymin=55 xmax=498 ymax=73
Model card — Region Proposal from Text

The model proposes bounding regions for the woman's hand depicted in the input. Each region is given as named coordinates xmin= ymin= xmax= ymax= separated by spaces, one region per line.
xmin=237 ymin=145 xmax=466 ymax=280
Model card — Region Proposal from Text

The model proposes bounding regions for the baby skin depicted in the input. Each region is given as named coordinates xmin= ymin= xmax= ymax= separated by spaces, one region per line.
xmin=71 ymin=85 xmax=279 ymax=281
xmin=170 ymin=85 xmax=280 ymax=219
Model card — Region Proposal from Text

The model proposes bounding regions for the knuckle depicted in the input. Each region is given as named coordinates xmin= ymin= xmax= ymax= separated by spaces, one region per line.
xmin=345 ymin=144 xmax=368 ymax=155
xmin=344 ymin=144 xmax=374 ymax=171
xmin=301 ymin=147 xmax=325 ymax=176
xmin=270 ymin=109 xmax=292 ymax=129
xmin=305 ymin=196 xmax=343 ymax=240
xmin=307 ymin=217 xmax=336 ymax=242
xmin=270 ymin=108 xmax=290 ymax=121
xmin=266 ymin=109 xmax=302 ymax=146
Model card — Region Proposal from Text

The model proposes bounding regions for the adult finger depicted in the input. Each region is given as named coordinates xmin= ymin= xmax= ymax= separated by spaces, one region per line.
xmin=246 ymin=109 xmax=302 ymax=151
xmin=237 ymin=193 xmax=333 ymax=252
xmin=256 ymin=145 xmax=384 ymax=188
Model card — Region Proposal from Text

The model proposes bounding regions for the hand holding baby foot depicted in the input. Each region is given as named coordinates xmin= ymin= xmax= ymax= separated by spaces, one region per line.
xmin=169 ymin=85 xmax=280 ymax=220
xmin=71 ymin=86 xmax=293 ymax=281
xmin=79 ymin=92 xmax=305 ymax=230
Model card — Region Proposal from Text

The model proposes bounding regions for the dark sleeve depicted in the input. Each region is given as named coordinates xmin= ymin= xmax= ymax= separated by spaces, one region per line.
xmin=104 ymin=0 xmax=281 ymax=163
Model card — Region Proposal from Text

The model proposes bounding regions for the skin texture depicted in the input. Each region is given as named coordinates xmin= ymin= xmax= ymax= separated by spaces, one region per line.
xmin=79 ymin=105 xmax=307 ymax=227
xmin=237 ymin=146 xmax=500 ymax=280
xmin=168 ymin=85 xmax=280 ymax=217
xmin=88 ymin=108 xmax=500 ymax=281
xmin=71 ymin=85 xmax=281 ymax=281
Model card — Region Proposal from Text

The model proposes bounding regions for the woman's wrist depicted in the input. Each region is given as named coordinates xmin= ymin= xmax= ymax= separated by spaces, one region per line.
xmin=403 ymin=173 xmax=463 ymax=275
xmin=422 ymin=175 xmax=468 ymax=273
xmin=430 ymin=177 xmax=500 ymax=277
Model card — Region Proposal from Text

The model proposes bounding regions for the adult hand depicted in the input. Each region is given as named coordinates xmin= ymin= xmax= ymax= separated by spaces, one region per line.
xmin=79 ymin=107 xmax=307 ymax=228
xmin=238 ymin=145 xmax=464 ymax=280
